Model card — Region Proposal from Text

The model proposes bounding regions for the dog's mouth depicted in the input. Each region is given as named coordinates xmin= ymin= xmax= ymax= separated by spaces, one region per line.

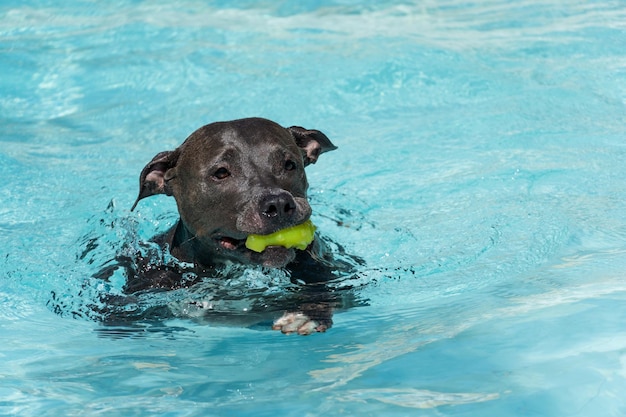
xmin=215 ymin=219 xmax=315 ymax=254
xmin=217 ymin=236 xmax=246 ymax=251
xmin=214 ymin=233 xmax=297 ymax=269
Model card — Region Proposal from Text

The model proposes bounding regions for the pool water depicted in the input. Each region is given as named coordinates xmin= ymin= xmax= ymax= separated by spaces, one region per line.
xmin=2 ymin=0 xmax=626 ymax=415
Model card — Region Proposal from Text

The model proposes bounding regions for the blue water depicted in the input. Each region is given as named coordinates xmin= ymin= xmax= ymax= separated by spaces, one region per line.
xmin=2 ymin=0 xmax=626 ymax=415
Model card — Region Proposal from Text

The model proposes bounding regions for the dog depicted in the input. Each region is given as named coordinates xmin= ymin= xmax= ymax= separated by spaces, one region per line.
xmin=115 ymin=117 xmax=357 ymax=335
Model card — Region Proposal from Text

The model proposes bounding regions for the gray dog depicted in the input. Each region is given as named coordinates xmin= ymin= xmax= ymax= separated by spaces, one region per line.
xmin=121 ymin=117 xmax=356 ymax=334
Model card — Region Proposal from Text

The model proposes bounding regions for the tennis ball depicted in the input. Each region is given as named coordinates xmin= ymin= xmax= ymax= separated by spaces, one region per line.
xmin=245 ymin=220 xmax=316 ymax=253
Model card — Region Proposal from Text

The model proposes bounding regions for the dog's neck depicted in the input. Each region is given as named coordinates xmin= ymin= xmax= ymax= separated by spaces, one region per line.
xmin=167 ymin=220 xmax=219 ymax=268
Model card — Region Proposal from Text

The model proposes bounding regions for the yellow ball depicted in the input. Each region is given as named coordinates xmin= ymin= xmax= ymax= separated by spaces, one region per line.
xmin=245 ymin=220 xmax=316 ymax=253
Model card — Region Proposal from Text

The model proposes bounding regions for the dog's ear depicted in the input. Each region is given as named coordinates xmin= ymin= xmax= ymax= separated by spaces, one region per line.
xmin=131 ymin=150 xmax=180 ymax=211
xmin=288 ymin=126 xmax=337 ymax=166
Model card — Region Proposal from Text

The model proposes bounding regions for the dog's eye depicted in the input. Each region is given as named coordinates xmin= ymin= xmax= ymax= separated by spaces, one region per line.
xmin=212 ymin=167 xmax=231 ymax=180
xmin=284 ymin=160 xmax=297 ymax=171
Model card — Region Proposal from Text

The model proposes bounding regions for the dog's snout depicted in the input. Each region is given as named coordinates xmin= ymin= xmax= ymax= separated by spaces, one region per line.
xmin=260 ymin=191 xmax=296 ymax=219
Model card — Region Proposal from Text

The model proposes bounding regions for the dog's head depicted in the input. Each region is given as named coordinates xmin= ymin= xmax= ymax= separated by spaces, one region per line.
xmin=132 ymin=117 xmax=336 ymax=268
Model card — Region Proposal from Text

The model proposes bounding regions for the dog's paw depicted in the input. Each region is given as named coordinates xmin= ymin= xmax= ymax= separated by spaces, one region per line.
xmin=272 ymin=312 xmax=328 ymax=335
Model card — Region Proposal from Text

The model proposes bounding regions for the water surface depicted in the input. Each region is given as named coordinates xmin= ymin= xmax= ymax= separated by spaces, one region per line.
xmin=2 ymin=1 xmax=626 ymax=415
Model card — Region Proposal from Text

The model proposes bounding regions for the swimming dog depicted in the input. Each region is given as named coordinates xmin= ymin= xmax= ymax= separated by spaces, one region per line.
xmin=123 ymin=117 xmax=352 ymax=334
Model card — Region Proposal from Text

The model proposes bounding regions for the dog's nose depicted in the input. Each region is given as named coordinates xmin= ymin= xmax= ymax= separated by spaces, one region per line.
xmin=260 ymin=191 xmax=296 ymax=219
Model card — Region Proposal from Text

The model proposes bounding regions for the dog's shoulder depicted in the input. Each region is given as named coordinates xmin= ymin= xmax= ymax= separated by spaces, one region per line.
xmin=93 ymin=225 xmax=204 ymax=294
xmin=97 ymin=233 xmax=358 ymax=294
xmin=288 ymin=236 xmax=364 ymax=285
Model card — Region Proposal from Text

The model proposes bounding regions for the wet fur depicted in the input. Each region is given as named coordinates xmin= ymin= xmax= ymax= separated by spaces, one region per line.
xmin=101 ymin=118 xmax=359 ymax=334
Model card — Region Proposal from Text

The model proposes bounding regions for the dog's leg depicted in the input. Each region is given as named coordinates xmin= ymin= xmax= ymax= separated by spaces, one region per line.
xmin=272 ymin=302 xmax=333 ymax=335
